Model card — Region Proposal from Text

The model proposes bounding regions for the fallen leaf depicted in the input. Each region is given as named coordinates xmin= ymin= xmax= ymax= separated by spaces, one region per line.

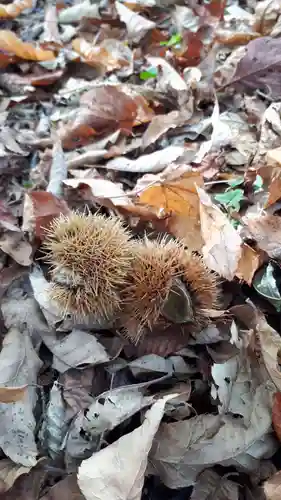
xmin=58 ymin=0 xmax=100 ymax=24
xmin=0 ymin=231 xmax=32 ymax=266
xmin=0 ymin=30 xmax=55 ymax=68
xmin=150 ymin=384 xmax=274 ymax=488
xmin=272 ymin=392 xmax=281 ymax=442
xmin=0 ymin=385 xmax=27 ymax=403
xmin=0 ymin=0 xmax=32 ymax=19
xmin=256 ymin=312 xmax=281 ymax=392
xmin=72 ymin=39 xmax=118 ymax=72
xmin=78 ymin=395 xmax=175 ymax=500
xmin=22 ymin=191 xmax=70 ymax=240
xmin=115 ymin=1 xmax=155 ymax=42
xmin=190 ymin=469 xmax=239 ymax=500
xmin=264 ymin=470 xmax=281 ymax=500
xmin=137 ymin=165 xmax=203 ymax=250
xmin=0 ymin=327 xmax=42 ymax=466
xmin=236 ymin=243 xmax=261 ymax=285
xmin=82 ymin=385 xmax=154 ymax=437
xmin=63 ymin=177 xmax=131 ymax=208
xmin=60 ymin=86 xmax=138 ymax=149
xmin=41 ymin=474 xmax=85 ymax=500
xmin=40 ymin=381 xmax=68 ymax=459
xmin=47 ymin=137 xmax=68 ymax=198
xmin=222 ymin=37 xmax=281 ymax=99
xmin=0 ymin=458 xmax=31 ymax=492
xmin=142 ymin=110 xmax=192 ymax=149
xmin=104 ymin=145 xmax=185 ymax=173
xmin=245 ymin=214 xmax=281 ymax=259
xmin=42 ymin=3 xmax=62 ymax=49
xmin=197 ymin=187 xmax=242 ymax=280
xmin=147 ymin=56 xmax=188 ymax=93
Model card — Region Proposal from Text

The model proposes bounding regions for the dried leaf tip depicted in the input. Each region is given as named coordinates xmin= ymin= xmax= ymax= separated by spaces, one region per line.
xmin=43 ymin=212 xmax=134 ymax=320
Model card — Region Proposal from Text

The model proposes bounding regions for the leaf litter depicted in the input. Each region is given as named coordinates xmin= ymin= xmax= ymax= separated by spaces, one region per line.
xmin=4 ymin=0 xmax=281 ymax=499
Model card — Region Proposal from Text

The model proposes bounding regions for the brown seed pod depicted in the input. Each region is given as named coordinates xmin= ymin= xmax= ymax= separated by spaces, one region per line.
xmin=121 ymin=237 xmax=219 ymax=344
xmin=43 ymin=212 xmax=134 ymax=321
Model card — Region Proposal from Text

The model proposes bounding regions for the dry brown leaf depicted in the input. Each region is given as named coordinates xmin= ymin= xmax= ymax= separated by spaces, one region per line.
xmin=0 ymin=69 xmax=64 ymax=90
xmin=42 ymin=3 xmax=62 ymax=49
xmin=0 ymin=30 xmax=55 ymax=68
xmin=0 ymin=385 xmax=27 ymax=403
xmin=264 ymin=470 xmax=281 ymax=500
xmin=256 ymin=312 xmax=281 ymax=392
xmin=0 ymin=459 xmax=30 ymax=493
xmin=0 ymin=0 xmax=32 ymax=19
xmin=197 ymin=187 xmax=242 ymax=280
xmin=72 ymin=38 xmax=122 ymax=72
xmin=245 ymin=214 xmax=281 ymax=259
xmin=236 ymin=243 xmax=261 ymax=285
xmin=266 ymin=170 xmax=281 ymax=207
xmin=272 ymin=392 xmax=281 ymax=442
xmin=22 ymin=191 xmax=70 ymax=240
xmin=137 ymin=166 xmax=203 ymax=250
xmin=41 ymin=474 xmax=86 ymax=500
xmin=142 ymin=111 xmax=190 ymax=149
xmin=60 ymin=86 xmax=138 ymax=149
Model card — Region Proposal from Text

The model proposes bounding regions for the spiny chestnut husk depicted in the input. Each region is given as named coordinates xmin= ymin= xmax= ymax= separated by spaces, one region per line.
xmin=43 ymin=212 xmax=134 ymax=321
xmin=121 ymin=237 xmax=219 ymax=344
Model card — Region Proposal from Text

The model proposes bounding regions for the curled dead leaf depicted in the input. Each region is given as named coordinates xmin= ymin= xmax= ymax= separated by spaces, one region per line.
xmin=245 ymin=214 xmax=281 ymax=259
xmin=272 ymin=392 xmax=281 ymax=442
xmin=264 ymin=470 xmax=281 ymax=500
xmin=197 ymin=187 xmax=242 ymax=280
xmin=60 ymin=86 xmax=138 ymax=149
xmin=0 ymin=0 xmax=32 ymax=19
xmin=0 ymin=30 xmax=55 ymax=68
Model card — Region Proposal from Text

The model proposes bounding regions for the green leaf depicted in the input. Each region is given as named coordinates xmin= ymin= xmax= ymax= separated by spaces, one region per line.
xmin=253 ymin=263 xmax=281 ymax=312
xmin=139 ymin=67 xmax=158 ymax=80
xmin=226 ymin=177 xmax=244 ymax=189
xmin=160 ymin=33 xmax=182 ymax=47
xmin=214 ymin=188 xmax=244 ymax=212
xmin=253 ymin=174 xmax=263 ymax=191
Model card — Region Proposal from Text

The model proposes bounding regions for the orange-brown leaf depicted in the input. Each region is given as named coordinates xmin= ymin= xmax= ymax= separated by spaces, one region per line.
xmin=138 ymin=166 xmax=204 ymax=250
xmin=236 ymin=243 xmax=262 ymax=285
xmin=72 ymin=38 xmax=123 ymax=72
xmin=0 ymin=30 xmax=55 ymax=67
xmin=272 ymin=392 xmax=281 ymax=442
xmin=0 ymin=0 xmax=32 ymax=18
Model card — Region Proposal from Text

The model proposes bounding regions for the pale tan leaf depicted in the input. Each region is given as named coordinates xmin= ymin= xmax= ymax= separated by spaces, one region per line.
xmin=0 ymin=327 xmax=42 ymax=465
xmin=42 ymin=3 xmax=62 ymax=49
xmin=0 ymin=0 xmax=32 ymax=19
xmin=264 ymin=470 xmax=281 ymax=500
xmin=63 ymin=177 xmax=131 ymax=207
xmin=78 ymin=395 xmax=176 ymax=500
xmin=197 ymin=187 xmax=242 ymax=280
xmin=115 ymin=1 xmax=155 ymax=42
xmin=245 ymin=214 xmax=281 ymax=259
xmin=0 ymin=385 xmax=27 ymax=403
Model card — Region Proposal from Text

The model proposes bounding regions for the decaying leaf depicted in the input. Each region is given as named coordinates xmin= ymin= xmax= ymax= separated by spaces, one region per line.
xmin=82 ymin=385 xmax=154 ymax=437
xmin=0 ymin=327 xmax=42 ymax=466
xmin=0 ymin=30 xmax=55 ymax=67
xmin=22 ymin=191 xmax=70 ymax=239
xmin=0 ymin=458 xmax=31 ymax=493
xmin=78 ymin=395 xmax=175 ymax=500
xmin=272 ymin=392 xmax=281 ymax=442
xmin=223 ymin=37 xmax=281 ymax=99
xmin=115 ymin=1 xmax=156 ymax=42
xmin=0 ymin=0 xmax=32 ymax=19
xmin=256 ymin=312 xmax=281 ymax=392
xmin=60 ymin=86 xmax=138 ymax=149
xmin=104 ymin=145 xmax=185 ymax=173
xmin=245 ymin=214 xmax=281 ymax=259
xmin=197 ymin=187 xmax=242 ymax=280
xmin=150 ymin=384 xmax=274 ymax=488
xmin=0 ymin=385 xmax=27 ymax=403
xmin=190 ymin=469 xmax=239 ymax=500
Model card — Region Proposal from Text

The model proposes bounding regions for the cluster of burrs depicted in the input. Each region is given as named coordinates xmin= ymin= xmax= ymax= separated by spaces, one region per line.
xmin=43 ymin=212 xmax=219 ymax=344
